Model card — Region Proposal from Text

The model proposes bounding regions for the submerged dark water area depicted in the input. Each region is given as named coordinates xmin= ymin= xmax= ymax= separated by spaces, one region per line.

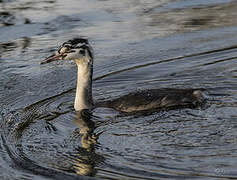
xmin=0 ymin=0 xmax=237 ymax=179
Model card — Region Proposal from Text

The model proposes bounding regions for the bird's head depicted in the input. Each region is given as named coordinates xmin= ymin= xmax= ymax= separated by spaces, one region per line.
xmin=40 ymin=38 xmax=93 ymax=65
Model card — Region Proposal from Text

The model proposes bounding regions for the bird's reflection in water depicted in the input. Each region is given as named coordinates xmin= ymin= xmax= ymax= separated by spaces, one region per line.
xmin=71 ymin=110 xmax=102 ymax=176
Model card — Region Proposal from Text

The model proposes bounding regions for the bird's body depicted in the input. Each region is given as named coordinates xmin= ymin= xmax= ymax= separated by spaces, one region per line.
xmin=41 ymin=38 xmax=205 ymax=113
xmin=97 ymin=88 xmax=204 ymax=113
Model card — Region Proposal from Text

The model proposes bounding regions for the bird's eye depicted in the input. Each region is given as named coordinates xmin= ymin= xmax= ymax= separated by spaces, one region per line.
xmin=79 ymin=49 xmax=85 ymax=55
xmin=64 ymin=45 xmax=71 ymax=48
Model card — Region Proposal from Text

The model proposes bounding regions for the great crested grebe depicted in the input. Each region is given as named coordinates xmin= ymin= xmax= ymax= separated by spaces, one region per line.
xmin=41 ymin=38 xmax=205 ymax=113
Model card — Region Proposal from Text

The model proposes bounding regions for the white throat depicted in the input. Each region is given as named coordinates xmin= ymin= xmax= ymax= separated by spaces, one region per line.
xmin=74 ymin=58 xmax=93 ymax=111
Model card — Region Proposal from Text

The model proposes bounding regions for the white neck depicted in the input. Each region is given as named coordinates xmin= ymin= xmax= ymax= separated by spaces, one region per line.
xmin=74 ymin=58 xmax=93 ymax=111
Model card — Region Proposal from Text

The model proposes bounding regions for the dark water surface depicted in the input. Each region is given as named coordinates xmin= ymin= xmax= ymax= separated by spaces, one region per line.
xmin=1 ymin=0 xmax=237 ymax=179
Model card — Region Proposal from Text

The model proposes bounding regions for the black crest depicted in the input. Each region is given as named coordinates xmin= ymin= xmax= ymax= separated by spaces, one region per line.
xmin=63 ymin=38 xmax=88 ymax=47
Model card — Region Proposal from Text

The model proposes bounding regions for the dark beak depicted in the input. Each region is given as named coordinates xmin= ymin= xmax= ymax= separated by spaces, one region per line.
xmin=40 ymin=53 xmax=65 ymax=64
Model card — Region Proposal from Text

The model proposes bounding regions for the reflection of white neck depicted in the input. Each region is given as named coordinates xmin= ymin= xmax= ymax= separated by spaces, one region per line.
xmin=74 ymin=58 xmax=93 ymax=111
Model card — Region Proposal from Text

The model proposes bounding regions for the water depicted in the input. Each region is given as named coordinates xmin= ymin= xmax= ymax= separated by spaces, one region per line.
xmin=0 ymin=0 xmax=237 ymax=179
